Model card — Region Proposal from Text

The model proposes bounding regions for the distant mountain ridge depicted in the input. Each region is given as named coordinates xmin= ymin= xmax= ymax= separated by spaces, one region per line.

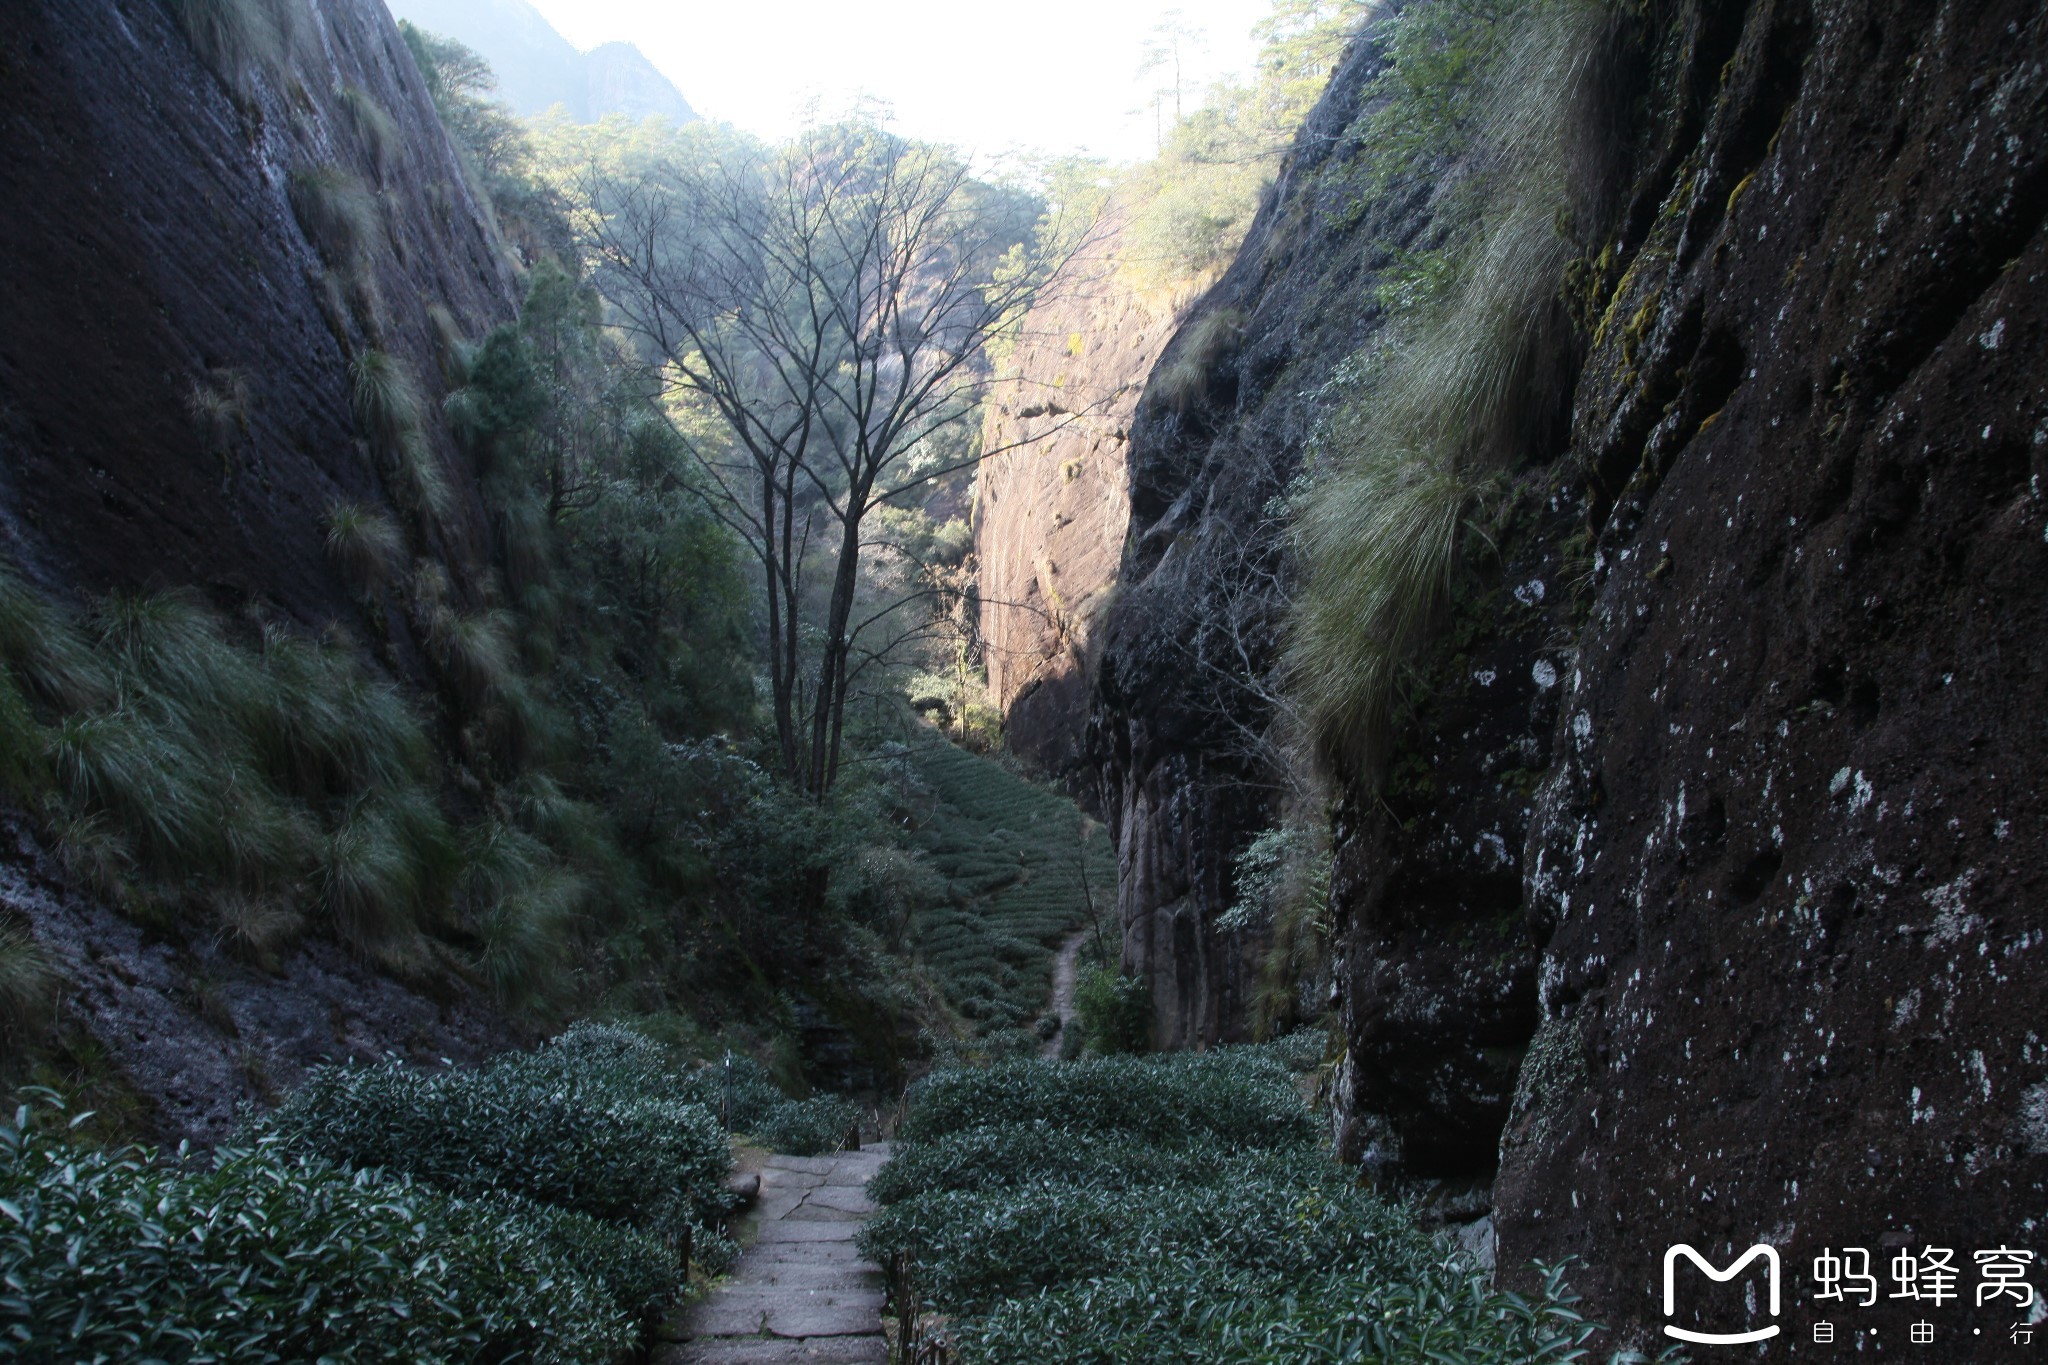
xmin=385 ymin=0 xmax=697 ymax=124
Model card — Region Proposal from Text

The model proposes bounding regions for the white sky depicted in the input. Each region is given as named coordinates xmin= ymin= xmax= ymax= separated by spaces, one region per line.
xmin=522 ymin=0 xmax=1276 ymax=164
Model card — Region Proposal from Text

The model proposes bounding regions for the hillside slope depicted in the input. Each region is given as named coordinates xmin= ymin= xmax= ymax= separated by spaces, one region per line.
xmin=386 ymin=0 xmax=697 ymax=123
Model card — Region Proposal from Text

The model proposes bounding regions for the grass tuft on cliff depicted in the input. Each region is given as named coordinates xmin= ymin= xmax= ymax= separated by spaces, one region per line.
xmin=0 ymin=924 xmax=54 ymax=1060
xmin=172 ymin=0 xmax=286 ymax=91
xmin=290 ymin=164 xmax=380 ymax=266
xmin=323 ymin=501 xmax=404 ymax=590
xmin=337 ymin=85 xmax=401 ymax=179
xmin=1288 ymin=0 xmax=1611 ymax=777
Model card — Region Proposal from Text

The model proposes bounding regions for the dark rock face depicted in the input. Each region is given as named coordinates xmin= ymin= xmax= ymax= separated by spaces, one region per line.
xmin=0 ymin=0 xmax=513 ymax=628
xmin=1096 ymin=0 xmax=2048 ymax=1341
xmin=1085 ymin=19 xmax=1425 ymax=1048
xmin=0 ymin=0 xmax=521 ymax=1138
xmin=1490 ymin=0 xmax=2048 ymax=1342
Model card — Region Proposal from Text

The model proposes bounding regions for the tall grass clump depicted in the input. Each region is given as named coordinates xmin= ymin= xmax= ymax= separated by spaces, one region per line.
xmin=1287 ymin=0 xmax=1615 ymax=778
xmin=349 ymin=348 xmax=423 ymax=451
xmin=172 ymin=0 xmax=286 ymax=92
xmin=0 ymin=566 xmax=106 ymax=711
xmin=0 ymin=925 xmax=53 ymax=1059
xmin=337 ymin=85 xmax=400 ymax=179
xmin=323 ymin=501 xmax=403 ymax=589
xmin=289 ymin=164 xmax=379 ymax=265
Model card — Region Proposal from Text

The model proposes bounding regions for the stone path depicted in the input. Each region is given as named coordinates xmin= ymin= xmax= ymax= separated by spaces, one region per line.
xmin=1041 ymin=929 xmax=1091 ymax=1057
xmin=658 ymin=1144 xmax=892 ymax=1364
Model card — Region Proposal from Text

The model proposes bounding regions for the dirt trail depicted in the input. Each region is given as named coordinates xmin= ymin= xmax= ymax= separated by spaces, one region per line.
xmin=1042 ymin=929 xmax=1091 ymax=1058
xmin=660 ymin=1145 xmax=891 ymax=1363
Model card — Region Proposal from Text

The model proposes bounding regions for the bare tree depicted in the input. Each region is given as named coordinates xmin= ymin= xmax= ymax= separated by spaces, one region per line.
xmin=580 ymin=122 xmax=1084 ymax=794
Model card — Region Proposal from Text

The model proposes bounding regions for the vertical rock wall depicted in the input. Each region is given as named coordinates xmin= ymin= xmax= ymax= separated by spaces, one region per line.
xmin=975 ymin=218 xmax=1176 ymax=777
xmin=0 ymin=0 xmax=515 ymax=629
xmin=1085 ymin=0 xmax=2048 ymax=1343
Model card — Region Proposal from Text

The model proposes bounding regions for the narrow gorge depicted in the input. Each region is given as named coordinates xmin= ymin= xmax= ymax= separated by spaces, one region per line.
xmin=2 ymin=0 xmax=2044 ymax=1358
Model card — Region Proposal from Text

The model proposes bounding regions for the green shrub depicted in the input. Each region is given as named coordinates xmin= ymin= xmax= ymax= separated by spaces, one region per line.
xmin=898 ymin=1052 xmax=1314 ymax=1148
xmin=962 ymin=1257 xmax=1648 ymax=1365
xmin=1074 ymin=964 xmax=1151 ymax=1054
xmin=867 ymin=1124 xmax=1288 ymax=1207
xmin=0 ymin=1102 xmax=661 ymax=1362
xmin=258 ymin=1043 xmax=734 ymax=1244
xmin=861 ymin=1157 xmax=1412 ymax=1310
xmin=676 ymin=1049 xmax=857 ymax=1156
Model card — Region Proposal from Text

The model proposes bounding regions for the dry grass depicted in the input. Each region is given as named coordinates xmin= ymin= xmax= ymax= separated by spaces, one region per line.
xmin=1286 ymin=0 xmax=1610 ymax=777
xmin=172 ymin=0 xmax=285 ymax=91
xmin=1148 ymin=307 xmax=1244 ymax=414
xmin=290 ymin=165 xmax=379 ymax=265
xmin=337 ymin=85 xmax=401 ymax=180
xmin=324 ymin=502 xmax=404 ymax=590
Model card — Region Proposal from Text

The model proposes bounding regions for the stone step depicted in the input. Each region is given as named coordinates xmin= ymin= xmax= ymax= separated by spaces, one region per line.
xmin=658 ymin=1334 xmax=887 ymax=1364
xmin=755 ymin=1218 xmax=861 ymax=1243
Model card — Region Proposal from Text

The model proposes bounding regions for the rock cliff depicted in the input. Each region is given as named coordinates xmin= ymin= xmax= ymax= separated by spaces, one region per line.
xmin=1087 ymin=0 xmax=2048 ymax=1340
xmin=0 ymin=0 xmax=523 ymax=1137
xmin=974 ymin=218 xmax=1180 ymax=778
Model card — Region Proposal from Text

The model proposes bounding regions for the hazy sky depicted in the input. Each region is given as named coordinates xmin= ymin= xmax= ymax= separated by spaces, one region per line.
xmin=522 ymin=0 xmax=1277 ymax=164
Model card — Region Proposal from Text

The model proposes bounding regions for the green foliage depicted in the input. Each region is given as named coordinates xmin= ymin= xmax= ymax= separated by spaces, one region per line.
xmin=0 ymin=1099 xmax=665 ymax=1363
xmin=1073 ymin=965 xmax=1151 ymax=1055
xmin=897 ymin=1051 xmax=1316 ymax=1147
xmin=868 ymin=1048 xmax=1655 ymax=1365
xmin=257 ymin=1036 xmax=733 ymax=1251
xmin=289 ymin=165 xmax=379 ymax=265
xmin=1119 ymin=1 xmax=1368 ymax=288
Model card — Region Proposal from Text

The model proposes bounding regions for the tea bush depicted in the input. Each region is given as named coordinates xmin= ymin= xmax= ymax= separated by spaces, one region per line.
xmin=867 ymin=1124 xmax=1281 ymax=1207
xmin=861 ymin=1156 xmax=1408 ymax=1309
xmin=676 ymin=1049 xmax=859 ymax=1156
xmin=259 ymin=1037 xmax=733 ymax=1250
xmin=897 ymin=1051 xmax=1316 ymax=1147
xmin=868 ymin=1050 xmax=1661 ymax=1364
xmin=0 ymin=1104 xmax=669 ymax=1363
xmin=962 ymin=1257 xmax=1650 ymax=1364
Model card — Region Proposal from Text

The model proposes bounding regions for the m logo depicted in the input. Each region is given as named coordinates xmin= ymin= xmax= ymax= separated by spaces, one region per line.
xmin=1663 ymin=1244 xmax=1783 ymax=1345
